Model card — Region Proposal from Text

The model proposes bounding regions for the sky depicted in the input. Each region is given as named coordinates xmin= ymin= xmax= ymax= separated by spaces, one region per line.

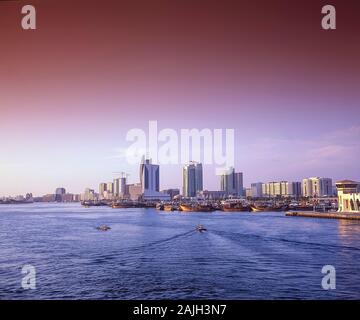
xmin=0 ymin=0 xmax=359 ymax=196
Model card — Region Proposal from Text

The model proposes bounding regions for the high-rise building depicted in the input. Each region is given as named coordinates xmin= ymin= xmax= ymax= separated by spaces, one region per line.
xmin=106 ymin=182 xmax=114 ymax=194
xmin=139 ymin=157 xmax=169 ymax=200
xmin=251 ymin=182 xmax=263 ymax=198
xmin=114 ymin=177 xmax=127 ymax=197
xmin=55 ymin=187 xmax=66 ymax=202
xmin=194 ymin=162 xmax=203 ymax=193
xmin=235 ymin=172 xmax=244 ymax=196
xmin=220 ymin=167 xmax=236 ymax=194
xmin=220 ymin=168 xmax=243 ymax=196
xmin=81 ymin=188 xmax=96 ymax=201
xmin=183 ymin=162 xmax=203 ymax=197
xmin=287 ymin=181 xmax=302 ymax=197
xmin=128 ymin=183 xmax=143 ymax=201
xmin=140 ymin=158 xmax=159 ymax=193
xmin=99 ymin=183 xmax=107 ymax=197
xmin=302 ymin=177 xmax=333 ymax=197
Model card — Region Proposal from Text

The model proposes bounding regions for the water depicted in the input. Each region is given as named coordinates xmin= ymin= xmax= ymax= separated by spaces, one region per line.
xmin=0 ymin=203 xmax=360 ymax=300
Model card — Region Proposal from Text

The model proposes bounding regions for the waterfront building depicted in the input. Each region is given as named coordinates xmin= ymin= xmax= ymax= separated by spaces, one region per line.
xmin=262 ymin=182 xmax=282 ymax=197
xmin=235 ymin=172 xmax=244 ymax=197
xmin=128 ymin=183 xmax=143 ymax=201
xmin=139 ymin=157 xmax=170 ymax=201
xmin=332 ymin=185 xmax=338 ymax=197
xmin=262 ymin=182 xmax=272 ymax=197
xmin=55 ymin=187 xmax=66 ymax=202
xmin=287 ymin=181 xmax=302 ymax=197
xmin=251 ymin=182 xmax=263 ymax=198
xmin=114 ymin=177 xmax=127 ymax=198
xmin=220 ymin=168 xmax=244 ymax=197
xmin=245 ymin=188 xmax=252 ymax=198
xmin=61 ymin=193 xmax=77 ymax=202
xmin=183 ymin=162 xmax=203 ymax=197
xmin=99 ymin=183 xmax=107 ymax=197
xmin=81 ymin=188 xmax=97 ymax=201
xmin=302 ymin=177 xmax=333 ymax=197
xmin=262 ymin=181 xmax=301 ymax=197
xmin=220 ymin=167 xmax=236 ymax=194
xmin=336 ymin=180 xmax=360 ymax=213
xmin=55 ymin=187 xmax=66 ymax=195
xmin=140 ymin=158 xmax=159 ymax=193
xmin=106 ymin=182 xmax=114 ymax=194
xmin=42 ymin=194 xmax=56 ymax=202
xmin=100 ymin=191 xmax=115 ymax=200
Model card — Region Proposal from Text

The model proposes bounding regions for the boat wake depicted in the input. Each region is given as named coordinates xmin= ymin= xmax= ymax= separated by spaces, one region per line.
xmin=132 ymin=230 xmax=195 ymax=252
xmin=89 ymin=229 xmax=196 ymax=264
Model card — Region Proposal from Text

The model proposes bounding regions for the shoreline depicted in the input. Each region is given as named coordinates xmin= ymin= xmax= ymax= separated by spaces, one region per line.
xmin=286 ymin=211 xmax=360 ymax=220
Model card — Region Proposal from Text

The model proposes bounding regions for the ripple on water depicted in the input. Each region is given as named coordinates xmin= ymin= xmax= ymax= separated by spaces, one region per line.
xmin=0 ymin=203 xmax=360 ymax=299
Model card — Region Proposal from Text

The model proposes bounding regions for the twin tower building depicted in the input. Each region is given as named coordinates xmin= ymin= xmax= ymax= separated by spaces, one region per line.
xmin=183 ymin=162 xmax=243 ymax=198
xmin=141 ymin=158 xmax=243 ymax=200
xmin=99 ymin=157 xmax=243 ymax=201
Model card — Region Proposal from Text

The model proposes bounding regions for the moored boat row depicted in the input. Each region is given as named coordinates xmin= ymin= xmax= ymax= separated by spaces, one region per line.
xmin=155 ymin=200 xmax=291 ymax=213
xmin=82 ymin=198 xmax=321 ymax=213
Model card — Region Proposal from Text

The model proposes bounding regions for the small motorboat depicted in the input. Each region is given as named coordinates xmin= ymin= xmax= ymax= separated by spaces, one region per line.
xmin=195 ymin=225 xmax=207 ymax=233
xmin=96 ymin=225 xmax=111 ymax=231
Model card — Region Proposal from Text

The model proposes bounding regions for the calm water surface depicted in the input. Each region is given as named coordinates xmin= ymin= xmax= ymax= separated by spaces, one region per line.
xmin=0 ymin=203 xmax=360 ymax=299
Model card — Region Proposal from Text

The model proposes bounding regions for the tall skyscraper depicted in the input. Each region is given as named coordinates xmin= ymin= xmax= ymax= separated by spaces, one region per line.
xmin=220 ymin=167 xmax=236 ymax=194
xmin=183 ymin=162 xmax=203 ymax=197
xmin=114 ymin=177 xmax=126 ymax=197
xmin=106 ymin=182 xmax=114 ymax=194
xmin=194 ymin=162 xmax=203 ymax=193
xmin=99 ymin=183 xmax=107 ymax=197
xmin=139 ymin=157 xmax=169 ymax=200
xmin=220 ymin=168 xmax=243 ymax=196
xmin=234 ymin=172 xmax=244 ymax=196
xmin=55 ymin=187 xmax=66 ymax=202
xmin=140 ymin=157 xmax=160 ymax=193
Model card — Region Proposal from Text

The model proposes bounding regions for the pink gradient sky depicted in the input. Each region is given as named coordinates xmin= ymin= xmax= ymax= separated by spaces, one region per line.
xmin=0 ymin=0 xmax=359 ymax=196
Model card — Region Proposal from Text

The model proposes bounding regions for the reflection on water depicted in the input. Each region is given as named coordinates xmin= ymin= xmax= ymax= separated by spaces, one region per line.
xmin=338 ymin=219 xmax=360 ymax=243
xmin=0 ymin=203 xmax=359 ymax=299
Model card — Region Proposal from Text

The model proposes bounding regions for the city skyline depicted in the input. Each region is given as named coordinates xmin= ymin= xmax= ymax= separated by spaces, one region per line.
xmin=1 ymin=0 xmax=360 ymax=196
xmin=1 ymin=158 xmax=352 ymax=199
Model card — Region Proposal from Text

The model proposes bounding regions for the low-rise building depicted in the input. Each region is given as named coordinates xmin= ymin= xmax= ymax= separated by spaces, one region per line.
xmin=336 ymin=180 xmax=360 ymax=213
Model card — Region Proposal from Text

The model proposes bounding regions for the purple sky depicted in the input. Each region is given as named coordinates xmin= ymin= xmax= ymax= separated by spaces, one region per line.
xmin=0 ymin=0 xmax=359 ymax=196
